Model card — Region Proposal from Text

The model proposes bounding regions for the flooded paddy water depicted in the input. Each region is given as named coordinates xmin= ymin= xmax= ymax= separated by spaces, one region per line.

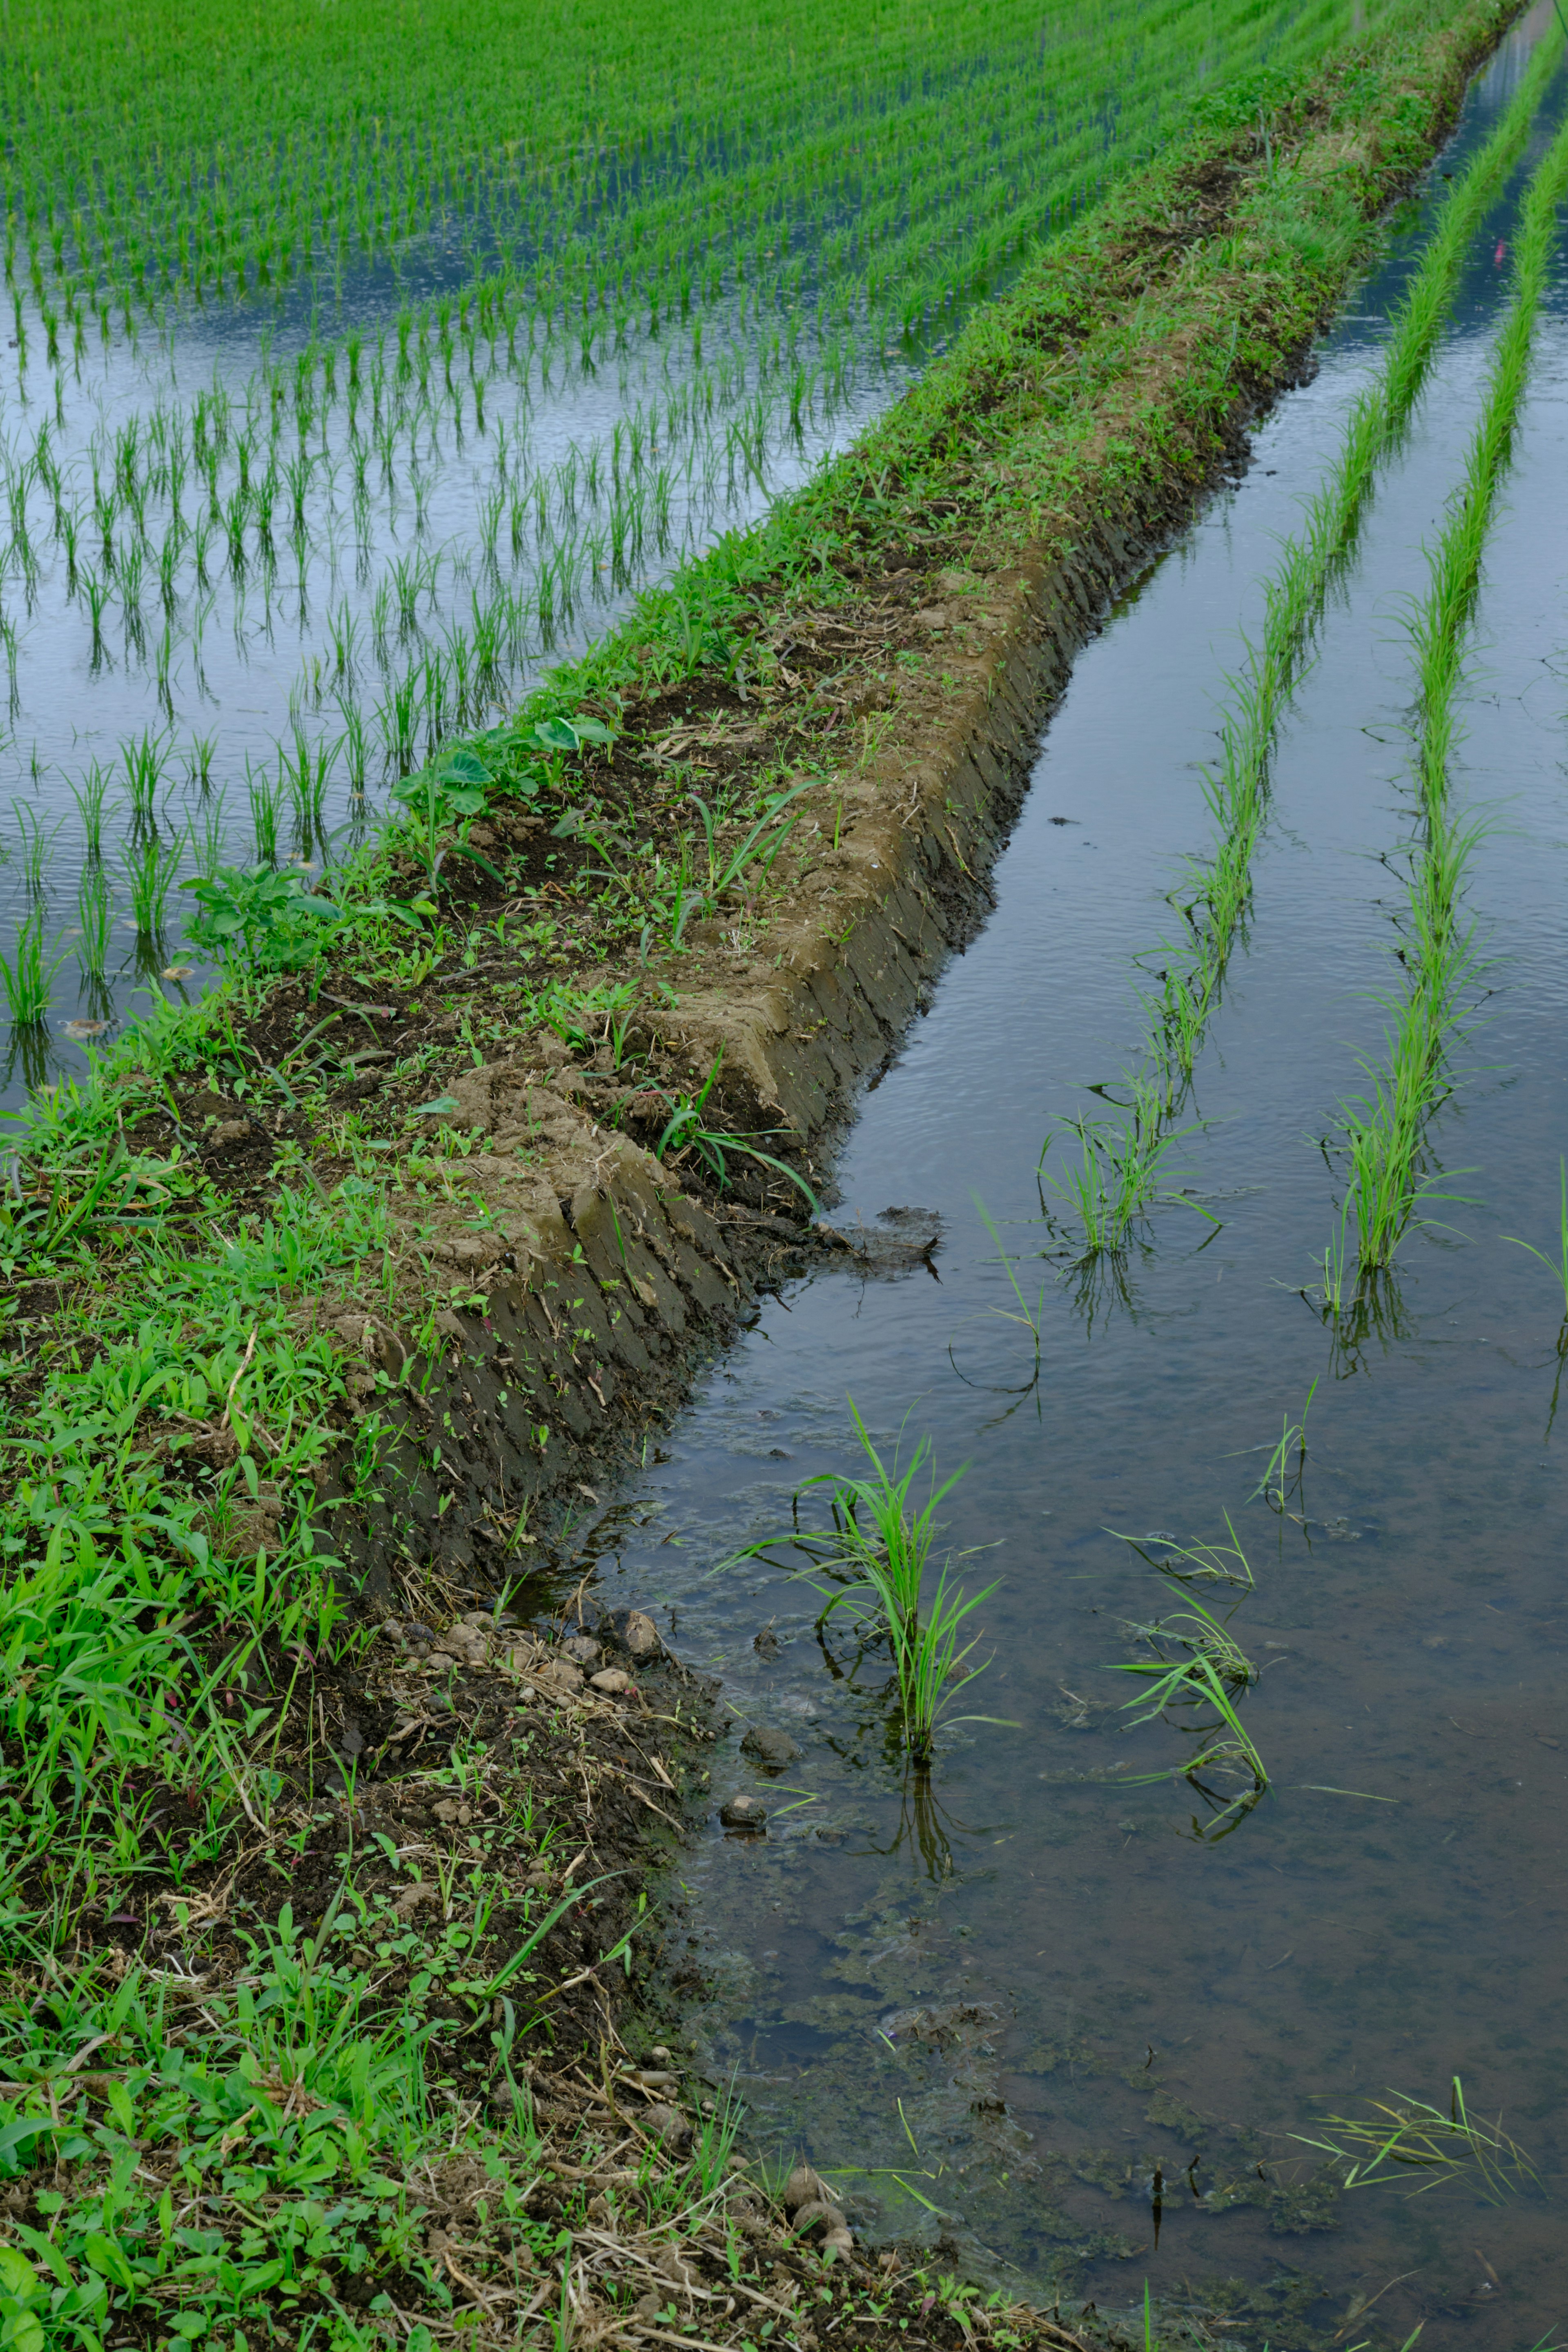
xmin=559 ymin=15 xmax=1568 ymax=2343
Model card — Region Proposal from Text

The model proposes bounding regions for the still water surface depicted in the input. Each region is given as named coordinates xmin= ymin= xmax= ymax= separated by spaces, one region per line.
xmin=575 ymin=16 xmax=1568 ymax=2342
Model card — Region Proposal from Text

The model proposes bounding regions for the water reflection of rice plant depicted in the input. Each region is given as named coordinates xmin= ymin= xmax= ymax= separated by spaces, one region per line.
xmin=1106 ymin=1522 xmax=1267 ymax=1841
xmin=1294 ymin=2077 xmax=1538 ymax=2204
xmin=727 ymin=1405 xmax=1011 ymax=1766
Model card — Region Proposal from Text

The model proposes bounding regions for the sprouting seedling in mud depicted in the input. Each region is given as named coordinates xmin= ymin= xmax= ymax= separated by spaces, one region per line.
xmin=1103 ymin=1519 xmax=1267 ymax=1840
xmin=722 ymin=1402 xmax=1015 ymax=1765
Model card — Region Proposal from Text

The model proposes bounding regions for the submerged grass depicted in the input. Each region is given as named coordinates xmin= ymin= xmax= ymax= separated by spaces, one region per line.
xmin=1295 ymin=2077 xmax=1538 ymax=2202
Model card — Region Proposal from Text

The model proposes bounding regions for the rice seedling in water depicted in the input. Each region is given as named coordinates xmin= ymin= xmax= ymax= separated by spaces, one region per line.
xmin=247 ymin=759 xmax=285 ymax=864
xmin=121 ymin=827 xmax=187 ymax=938
xmin=1242 ymin=1376 xmax=1318 ymax=1510
xmin=1040 ymin=1076 xmax=1212 ymax=1256
xmin=0 ymin=902 xmax=71 ymax=1023
xmin=9 ymin=799 xmax=60 ymax=898
xmin=1105 ymin=1520 xmax=1267 ymax=1838
xmin=730 ymin=1404 xmax=1011 ymax=1764
xmin=75 ymin=865 xmax=113 ymax=976
xmin=1322 ymin=111 xmax=1568 ymax=1282
xmin=69 ymin=760 xmax=111 ymax=861
xmin=1294 ymin=2078 xmax=1537 ymax=2203
xmin=119 ymin=726 xmax=170 ymax=828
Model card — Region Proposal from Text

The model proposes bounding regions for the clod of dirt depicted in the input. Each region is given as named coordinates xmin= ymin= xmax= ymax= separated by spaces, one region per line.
xmin=740 ymin=1726 xmax=803 ymax=1768
xmin=618 ymin=1608 xmax=662 ymax=1659
xmin=720 ymin=1794 xmax=767 ymax=1830
xmin=791 ymin=2201 xmax=855 ymax=2261
xmin=591 ymin=1668 xmax=635 ymax=1697
xmin=784 ymin=2164 xmax=840 ymax=2212
xmin=815 ymin=1205 xmax=942 ymax=1276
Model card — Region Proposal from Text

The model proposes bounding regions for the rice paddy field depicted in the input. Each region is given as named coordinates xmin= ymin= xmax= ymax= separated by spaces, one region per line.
xmin=6 ymin=0 xmax=1568 ymax=2345
xmin=0 ymin=0 xmax=1447 ymax=1089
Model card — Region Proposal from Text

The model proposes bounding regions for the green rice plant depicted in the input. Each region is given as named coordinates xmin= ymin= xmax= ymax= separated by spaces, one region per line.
xmin=1503 ymin=1158 xmax=1568 ymax=1337
xmin=732 ymin=1403 xmax=1009 ymax=1763
xmin=119 ymin=725 xmax=169 ymax=828
xmin=1294 ymin=2078 xmax=1537 ymax=2203
xmin=1106 ymin=1521 xmax=1266 ymax=1838
xmin=1243 ymin=1376 xmax=1318 ymax=1510
xmin=1040 ymin=1074 xmax=1210 ymax=1256
xmin=121 ymin=826 xmax=187 ymax=938
xmin=247 ymin=756 xmax=285 ymax=864
xmin=1321 ymin=114 xmax=1568 ymax=1283
xmin=281 ymin=724 xmax=335 ymax=846
xmin=650 ymin=1051 xmax=818 ymax=1212
xmin=9 ymin=798 xmax=60 ymax=898
xmin=0 ymin=902 xmax=70 ymax=1023
xmin=74 ymin=864 xmax=113 ymax=976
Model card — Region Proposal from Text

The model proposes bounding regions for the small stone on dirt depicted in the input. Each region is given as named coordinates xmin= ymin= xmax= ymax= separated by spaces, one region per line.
xmin=591 ymin=1667 xmax=633 ymax=1696
xmin=621 ymin=1608 xmax=661 ymax=1659
xmin=740 ymin=1726 xmax=802 ymax=1768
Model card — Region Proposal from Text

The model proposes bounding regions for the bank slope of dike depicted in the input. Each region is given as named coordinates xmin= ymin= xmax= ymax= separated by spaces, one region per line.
xmin=0 ymin=0 xmax=1529 ymax=2343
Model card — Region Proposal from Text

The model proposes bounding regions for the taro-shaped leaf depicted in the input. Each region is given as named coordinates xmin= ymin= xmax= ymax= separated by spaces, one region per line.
xmin=439 ymin=749 xmax=490 ymax=784
xmin=532 ymin=717 xmax=582 ymax=753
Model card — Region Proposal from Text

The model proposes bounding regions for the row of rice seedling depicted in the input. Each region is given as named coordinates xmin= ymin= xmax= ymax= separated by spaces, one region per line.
xmin=1038 ymin=27 xmax=1563 ymax=1256
xmin=1321 ymin=102 xmax=1568 ymax=1292
xmin=0 ymin=0 xmax=1480 ymax=1047
xmin=0 ymin=0 xmax=1386 ymax=347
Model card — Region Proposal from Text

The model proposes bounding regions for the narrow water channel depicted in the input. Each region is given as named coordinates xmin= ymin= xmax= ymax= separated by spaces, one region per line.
xmin=576 ymin=12 xmax=1568 ymax=2341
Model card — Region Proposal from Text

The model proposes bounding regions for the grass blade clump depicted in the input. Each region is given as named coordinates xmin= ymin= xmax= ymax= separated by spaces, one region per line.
xmin=728 ymin=1403 xmax=1010 ymax=1764
xmin=1295 ymin=2078 xmax=1537 ymax=2203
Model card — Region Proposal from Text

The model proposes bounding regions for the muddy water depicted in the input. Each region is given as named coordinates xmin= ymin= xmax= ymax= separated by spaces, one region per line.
xmin=575 ymin=16 xmax=1568 ymax=2344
